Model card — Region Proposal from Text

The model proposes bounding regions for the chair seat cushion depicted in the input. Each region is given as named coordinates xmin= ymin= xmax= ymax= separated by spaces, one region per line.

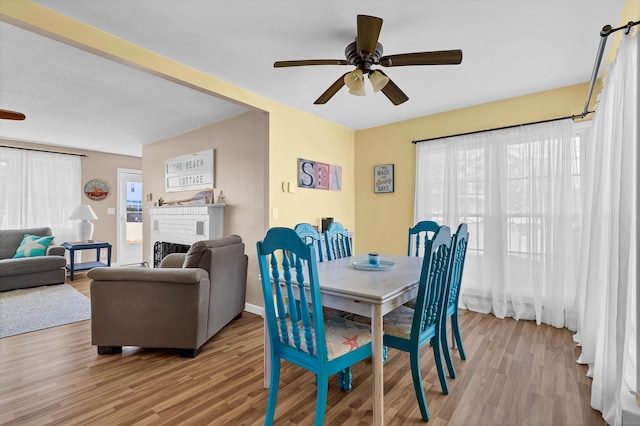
xmin=282 ymin=316 xmax=372 ymax=361
xmin=403 ymin=298 xmax=416 ymax=309
xmin=382 ymin=305 xmax=415 ymax=339
xmin=322 ymin=307 xmax=353 ymax=320
xmin=349 ymin=305 xmax=416 ymax=340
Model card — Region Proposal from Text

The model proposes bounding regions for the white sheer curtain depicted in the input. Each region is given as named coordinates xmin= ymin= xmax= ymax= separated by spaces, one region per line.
xmin=574 ymin=32 xmax=637 ymax=425
xmin=0 ymin=147 xmax=81 ymax=244
xmin=415 ymin=119 xmax=581 ymax=329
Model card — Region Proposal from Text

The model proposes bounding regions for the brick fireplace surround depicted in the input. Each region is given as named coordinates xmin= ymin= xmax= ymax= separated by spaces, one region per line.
xmin=149 ymin=204 xmax=225 ymax=266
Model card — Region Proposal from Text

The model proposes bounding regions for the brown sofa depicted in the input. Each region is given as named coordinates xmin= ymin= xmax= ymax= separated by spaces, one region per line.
xmin=0 ymin=227 xmax=66 ymax=292
xmin=87 ymin=235 xmax=248 ymax=357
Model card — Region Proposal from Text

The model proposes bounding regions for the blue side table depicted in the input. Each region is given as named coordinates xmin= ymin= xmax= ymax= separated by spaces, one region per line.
xmin=62 ymin=240 xmax=112 ymax=281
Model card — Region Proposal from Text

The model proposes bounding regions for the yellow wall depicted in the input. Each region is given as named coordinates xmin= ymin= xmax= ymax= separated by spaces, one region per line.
xmin=268 ymin=106 xmax=355 ymax=232
xmin=353 ymin=1 xmax=637 ymax=256
xmin=606 ymin=0 xmax=640 ymax=64
xmin=353 ymin=83 xmax=594 ymax=255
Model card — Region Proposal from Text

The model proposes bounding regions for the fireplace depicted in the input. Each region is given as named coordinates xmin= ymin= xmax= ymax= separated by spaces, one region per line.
xmin=149 ymin=204 xmax=225 ymax=267
xmin=153 ymin=241 xmax=191 ymax=267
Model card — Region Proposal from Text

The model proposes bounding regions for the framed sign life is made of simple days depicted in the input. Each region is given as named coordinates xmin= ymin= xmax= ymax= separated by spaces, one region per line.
xmin=374 ymin=164 xmax=394 ymax=193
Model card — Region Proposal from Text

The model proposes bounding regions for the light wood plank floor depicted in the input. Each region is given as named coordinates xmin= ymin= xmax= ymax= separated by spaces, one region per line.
xmin=0 ymin=275 xmax=605 ymax=425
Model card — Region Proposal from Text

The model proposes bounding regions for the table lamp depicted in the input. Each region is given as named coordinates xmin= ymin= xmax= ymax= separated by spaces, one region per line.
xmin=68 ymin=205 xmax=98 ymax=241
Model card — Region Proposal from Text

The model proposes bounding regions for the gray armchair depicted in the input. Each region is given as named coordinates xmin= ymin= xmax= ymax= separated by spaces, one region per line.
xmin=87 ymin=235 xmax=248 ymax=357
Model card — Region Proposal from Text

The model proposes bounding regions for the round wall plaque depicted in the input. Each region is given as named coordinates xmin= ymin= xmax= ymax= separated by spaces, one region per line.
xmin=84 ymin=179 xmax=111 ymax=201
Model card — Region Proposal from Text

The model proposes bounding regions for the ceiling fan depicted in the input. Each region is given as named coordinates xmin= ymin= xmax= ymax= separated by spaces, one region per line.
xmin=274 ymin=14 xmax=463 ymax=106
xmin=0 ymin=109 xmax=26 ymax=120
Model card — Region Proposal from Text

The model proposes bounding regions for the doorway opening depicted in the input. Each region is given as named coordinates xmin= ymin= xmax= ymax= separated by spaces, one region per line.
xmin=117 ymin=168 xmax=142 ymax=266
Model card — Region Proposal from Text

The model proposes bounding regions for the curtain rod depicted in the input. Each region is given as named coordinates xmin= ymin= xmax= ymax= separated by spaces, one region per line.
xmin=0 ymin=144 xmax=88 ymax=157
xmin=412 ymin=113 xmax=590 ymax=144
xmin=413 ymin=20 xmax=639 ymax=145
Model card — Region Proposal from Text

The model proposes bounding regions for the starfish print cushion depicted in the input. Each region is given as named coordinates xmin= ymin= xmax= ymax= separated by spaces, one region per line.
xmin=13 ymin=234 xmax=55 ymax=258
xmin=281 ymin=316 xmax=372 ymax=361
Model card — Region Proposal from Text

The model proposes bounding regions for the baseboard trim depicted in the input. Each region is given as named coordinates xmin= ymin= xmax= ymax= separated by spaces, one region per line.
xmin=244 ymin=303 xmax=264 ymax=317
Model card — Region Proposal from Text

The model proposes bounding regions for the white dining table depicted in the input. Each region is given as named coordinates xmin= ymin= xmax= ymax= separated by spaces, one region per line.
xmin=263 ymin=253 xmax=424 ymax=426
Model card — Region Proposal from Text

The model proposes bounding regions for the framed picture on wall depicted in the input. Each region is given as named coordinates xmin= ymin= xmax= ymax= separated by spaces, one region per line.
xmin=84 ymin=179 xmax=111 ymax=201
xmin=374 ymin=164 xmax=394 ymax=193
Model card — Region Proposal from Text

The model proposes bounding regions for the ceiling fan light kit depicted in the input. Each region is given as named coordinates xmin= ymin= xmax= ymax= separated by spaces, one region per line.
xmin=274 ymin=14 xmax=463 ymax=106
xmin=344 ymin=69 xmax=366 ymax=96
xmin=369 ymin=70 xmax=390 ymax=93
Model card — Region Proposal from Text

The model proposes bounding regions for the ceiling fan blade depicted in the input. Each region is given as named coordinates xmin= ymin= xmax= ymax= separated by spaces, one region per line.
xmin=314 ymin=73 xmax=348 ymax=104
xmin=379 ymin=73 xmax=409 ymax=105
xmin=0 ymin=109 xmax=26 ymax=120
xmin=274 ymin=59 xmax=350 ymax=68
xmin=380 ymin=50 xmax=463 ymax=67
xmin=356 ymin=15 xmax=383 ymax=56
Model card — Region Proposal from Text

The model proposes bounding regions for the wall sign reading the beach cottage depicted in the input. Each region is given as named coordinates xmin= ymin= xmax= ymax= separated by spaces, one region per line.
xmin=165 ymin=149 xmax=214 ymax=192
xmin=374 ymin=164 xmax=394 ymax=193
xmin=298 ymin=158 xmax=342 ymax=191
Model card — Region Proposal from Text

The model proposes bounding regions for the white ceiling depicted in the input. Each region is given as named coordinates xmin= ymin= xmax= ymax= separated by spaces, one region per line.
xmin=0 ymin=1 xmax=627 ymax=157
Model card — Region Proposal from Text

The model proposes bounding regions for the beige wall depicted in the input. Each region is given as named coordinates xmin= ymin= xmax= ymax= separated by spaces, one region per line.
xmin=141 ymin=107 xmax=355 ymax=308
xmin=0 ymin=138 xmax=141 ymax=262
xmin=142 ymin=110 xmax=269 ymax=306
xmin=2 ymin=2 xmax=356 ymax=308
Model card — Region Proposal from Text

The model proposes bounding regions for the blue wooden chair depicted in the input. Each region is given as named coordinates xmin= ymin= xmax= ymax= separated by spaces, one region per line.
xmin=441 ymin=223 xmax=469 ymax=377
xmin=294 ymin=222 xmax=340 ymax=352
xmin=324 ymin=222 xmax=352 ymax=260
xmin=294 ymin=223 xmax=324 ymax=262
xmin=382 ymin=225 xmax=453 ymax=421
xmin=257 ymin=227 xmax=372 ymax=425
xmin=404 ymin=220 xmax=440 ymax=310
xmin=408 ymin=220 xmax=440 ymax=257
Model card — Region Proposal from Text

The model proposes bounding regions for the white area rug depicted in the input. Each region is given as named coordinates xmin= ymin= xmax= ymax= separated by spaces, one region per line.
xmin=0 ymin=284 xmax=90 ymax=338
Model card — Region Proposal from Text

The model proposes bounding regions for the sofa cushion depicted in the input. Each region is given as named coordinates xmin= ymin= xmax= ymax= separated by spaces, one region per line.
xmin=13 ymin=234 xmax=55 ymax=258
xmin=182 ymin=241 xmax=207 ymax=268
xmin=0 ymin=227 xmax=53 ymax=260
xmin=182 ymin=235 xmax=243 ymax=268
xmin=0 ymin=256 xmax=67 ymax=277
xmin=203 ymin=235 xmax=242 ymax=249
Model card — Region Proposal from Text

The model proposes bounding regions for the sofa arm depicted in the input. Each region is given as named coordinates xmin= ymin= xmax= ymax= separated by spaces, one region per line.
xmin=47 ymin=245 xmax=65 ymax=256
xmin=87 ymin=266 xmax=208 ymax=284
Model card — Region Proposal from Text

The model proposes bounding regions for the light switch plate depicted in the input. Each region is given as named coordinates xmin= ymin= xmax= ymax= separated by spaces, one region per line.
xmin=107 ymin=208 xmax=116 ymax=215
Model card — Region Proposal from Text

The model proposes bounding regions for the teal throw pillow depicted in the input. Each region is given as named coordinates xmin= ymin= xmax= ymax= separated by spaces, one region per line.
xmin=13 ymin=234 xmax=55 ymax=258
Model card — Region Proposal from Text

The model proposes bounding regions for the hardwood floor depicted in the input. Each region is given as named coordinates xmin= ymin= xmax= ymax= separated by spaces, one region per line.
xmin=0 ymin=275 xmax=605 ymax=425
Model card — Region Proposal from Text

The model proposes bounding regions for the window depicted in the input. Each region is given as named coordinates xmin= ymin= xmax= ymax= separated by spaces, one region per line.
xmin=415 ymin=119 xmax=585 ymax=327
xmin=0 ymin=147 xmax=81 ymax=243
